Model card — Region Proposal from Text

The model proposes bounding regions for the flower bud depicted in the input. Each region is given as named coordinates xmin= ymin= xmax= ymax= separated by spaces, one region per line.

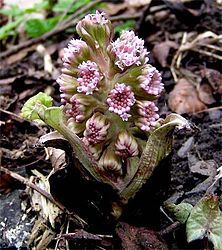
xmin=115 ymin=131 xmax=139 ymax=158
xmin=99 ymin=148 xmax=122 ymax=175
xmin=63 ymin=39 xmax=90 ymax=67
xmin=67 ymin=94 xmax=95 ymax=123
xmin=135 ymin=101 xmax=159 ymax=131
xmin=83 ymin=112 xmax=110 ymax=145
xmin=76 ymin=11 xmax=113 ymax=50
xmin=138 ymin=65 xmax=164 ymax=96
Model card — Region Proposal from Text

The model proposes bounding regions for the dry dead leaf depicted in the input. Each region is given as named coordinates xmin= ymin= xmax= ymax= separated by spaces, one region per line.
xmin=153 ymin=41 xmax=178 ymax=67
xmin=201 ymin=68 xmax=222 ymax=95
xmin=125 ymin=0 xmax=151 ymax=8
xmin=197 ymin=83 xmax=215 ymax=105
xmin=102 ymin=3 xmax=127 ymax=15
xmin=168 ymin=78 xmax=207 ymax=114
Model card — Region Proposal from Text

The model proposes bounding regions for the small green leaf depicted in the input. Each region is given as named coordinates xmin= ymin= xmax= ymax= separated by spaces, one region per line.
xmin=186 ymin=195 xmax=222 ymax=250
xmin=21 ymin=92 xmax=53 ymax=123
xmin=25 ymin=16 xmax=60 ymax=38
xmin=114 ymin=20 xmax=136 ymax=35
xmin=0 ymin=17 xmax=23 ymax=40
xmin=165 ymin=203 xmax=193 ymax=224
xmin=53 ymin=0 xmax=91 ymax=13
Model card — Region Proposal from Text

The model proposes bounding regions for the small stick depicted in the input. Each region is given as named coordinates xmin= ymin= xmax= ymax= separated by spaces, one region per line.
xmin=159 ymin=221 xmax=181 ymax=236
xmin=0 ymin=166 xmax=87 ymax=228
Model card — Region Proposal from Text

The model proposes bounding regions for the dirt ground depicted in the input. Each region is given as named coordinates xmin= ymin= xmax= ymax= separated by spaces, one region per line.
xmin=0 ymin=0 xmax=221 ymax=249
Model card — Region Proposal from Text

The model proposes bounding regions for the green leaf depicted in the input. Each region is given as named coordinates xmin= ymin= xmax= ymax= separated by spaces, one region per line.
xmin=53 ymin=0 xmax=91 ymax=13
xmin=25 ymin=16 xmax=60 ymax=38
xmin=119 ymin=114 xmax=190 ymax=202
xmin=114 ymin=20 xmax=136 ymax=35
xmin=186 ymin=195 xmax=222 ymax=250
xmin=21 ymin=92 xmax=53 ymax=123
xmin=165 ymin=203 xmax=193 ymax=224
xmin=0 ymin=4 xmax=24 ymax=17
xmin=0 ymin=17 xmax=23 ymax=40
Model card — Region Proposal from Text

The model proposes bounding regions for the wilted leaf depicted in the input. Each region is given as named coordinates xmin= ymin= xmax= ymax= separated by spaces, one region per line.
xmin=186 ymin=195 xmax=222 ymax=250
xmin=168 ymin=78 xmax=207 ymax=114
xmin=165 ymin=202 xmax=193 ymax=224
xmin=198 ymin=83 xmax=215 ymax=105
xmin=28 ymin=170 xmax=63 ymax=228
xmin=153 ymin=41 xmax=178 ymax=67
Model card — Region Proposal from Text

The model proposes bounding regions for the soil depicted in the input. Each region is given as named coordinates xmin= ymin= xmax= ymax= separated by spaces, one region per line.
xmin=0 ymin=0 xmax=221 ymax=249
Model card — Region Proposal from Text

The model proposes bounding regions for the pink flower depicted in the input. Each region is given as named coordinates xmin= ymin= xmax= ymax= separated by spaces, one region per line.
xmin=67 ymin=95 xmax=85 ymax=123
xmin=77 ymin=61 xmax=103 ymax=95
xmin=135 ymin=101 xmax=159 ymax=131
xmin=83 ymin=113 xmax=110 ymax=145
xmin=115 ymin=131 xmax=139 ymax=158
xmin=84 ymin=10 xmax=108 ymax=25
xmin=107 ymin=83 xmax=135 ymax=121
xmin=110 ymin=30 xmax=149 ymax=70
xmin=63 ymin=39 xmax=88 ymax=63
xmin=139 ymin=66 xmax=164 ymax=96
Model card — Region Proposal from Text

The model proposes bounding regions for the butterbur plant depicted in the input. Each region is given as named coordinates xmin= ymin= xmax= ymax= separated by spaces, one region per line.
xmin=21 ymin=11 xmax=189 ymax=218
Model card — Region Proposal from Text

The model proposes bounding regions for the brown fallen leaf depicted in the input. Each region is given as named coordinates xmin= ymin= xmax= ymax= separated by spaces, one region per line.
xmin=200 ymin=68 xmax=222 ymax=95
xmin=152 ymin=41 xmax=178 ymax=67
xmin=116 ymin=222 xmax=169 ymax=250
xmin=168 ymin=78 xmax=207 ymax=114
xmin=197 ymin=83 xmax=215 ymax=105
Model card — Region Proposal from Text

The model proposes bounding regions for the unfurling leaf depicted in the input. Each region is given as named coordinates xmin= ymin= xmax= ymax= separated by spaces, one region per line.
xmin=21 ymin=92 xmax=53 ymax=123
xmin=165 ymin=202 xmax=193 ymax=224
xmin=186 ymin=195 xmax=222 ymax=250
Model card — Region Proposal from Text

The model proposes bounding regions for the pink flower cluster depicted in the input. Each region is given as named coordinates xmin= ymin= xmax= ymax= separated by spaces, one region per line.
xmin=136 ymin=101 xmax=159 ymax=131
xmin=110 ymin=30 xmax=149 ymax=70
xmin=139 ymin=66 xmax=164 ymax=96
xmin=107 ymin=83 xmax=135 ymax=121
xmin=77 ymin=61 xmax=102 ymax=95
xmin=57 ymin=11 xmax=165 ymax=171
xmin=84 ymin=10 xmax=108 ymax=25
xmin=63 ymin=39 xmax=87 ymax=63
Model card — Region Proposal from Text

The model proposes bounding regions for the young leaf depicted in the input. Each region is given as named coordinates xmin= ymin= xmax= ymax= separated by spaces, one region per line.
xmin=114 ymin=20 xmax=136 ymax=35
xmin=186 ymin=195 xmax=222 ymax=250
xmin=0 ymin=17 xmax=23 ymax=40
xmin=25 ymin=16 xmax=60 ymax=38
xmin=165 ymin=203 xmax=193 ymax=224
xmin=21 ymin=92 xmax=53 ymax=123
xmin=119 ymin=114 xmax=190 ymax=202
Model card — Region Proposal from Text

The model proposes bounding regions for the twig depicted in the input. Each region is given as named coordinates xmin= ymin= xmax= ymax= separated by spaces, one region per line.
xmin=0 ymin=166 xmax=87 ymax=228
xmin=0 ymin=0 xmax=101 ymax=59
xmin=159 ymin=221 xmax=181 ymax=236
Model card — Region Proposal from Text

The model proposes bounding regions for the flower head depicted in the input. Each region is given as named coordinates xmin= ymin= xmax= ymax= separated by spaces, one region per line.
xmin=76 ymin=11 xmax=112 ymax=49
xmin=67 ymin=94 xmax=94 ymax=123
xmin=139 ymin=66 xmax=164 ymax=96
xmin=63 ymin=39 xmax=89 ymax=64
xmin=115 ymin=131 xmax=139 ymax=158
xmin=77 ymin=61 xmax=103 ymax=95
xmin=107 ymin=83 xmax=135 ymax=121
xmin=135 ymin=101 xmax=159 ymax=131
xmin=109 ymin=30 xmax=149 ymax=70
xmin=83 ymin=112 xmax=110 ymax=145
